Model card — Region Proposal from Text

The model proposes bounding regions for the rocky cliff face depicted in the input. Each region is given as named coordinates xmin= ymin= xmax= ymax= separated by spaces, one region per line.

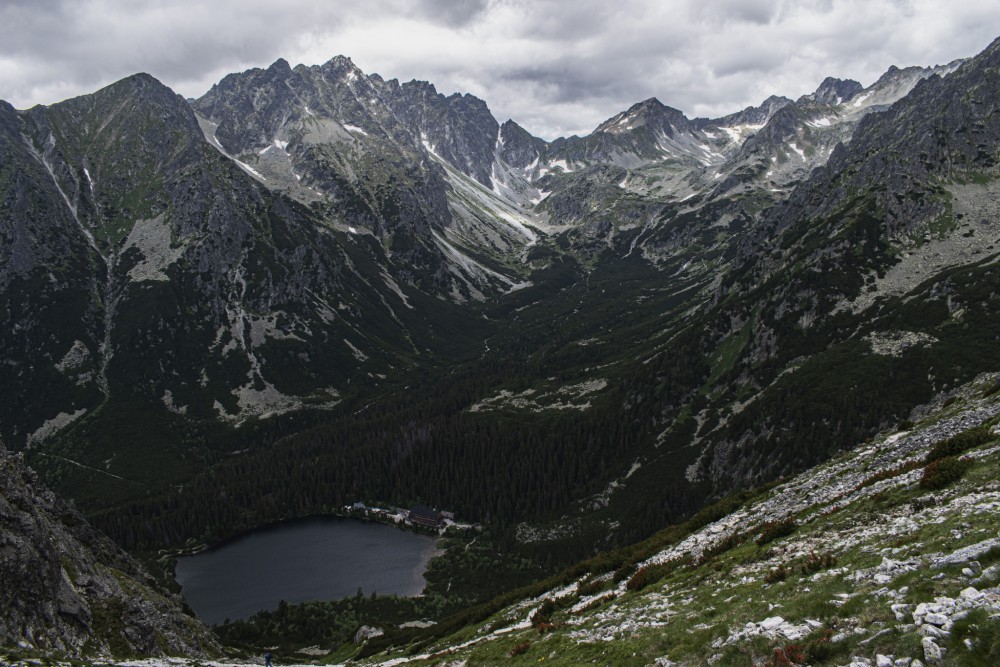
xmin=731 ymin=37 xmax=1000 ymax=318
xmin=693 ymin=94 xmax=792 ymax=130
xmin=808 ymin=76 xmax=864 ymax=105
xmin=0 ymin=440 xmax=219 ymax=659
xmin=373 ymin=77 xmax=500 ymax=188
xmin=193 ymin=56 xmax=538 ymax=288
xmin=693 ymin=39 xmax=1000 ymax=493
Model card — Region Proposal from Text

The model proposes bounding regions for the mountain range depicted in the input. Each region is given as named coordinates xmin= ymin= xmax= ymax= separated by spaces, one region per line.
xmin=3 ymin=31 xmax=1000 ymax=663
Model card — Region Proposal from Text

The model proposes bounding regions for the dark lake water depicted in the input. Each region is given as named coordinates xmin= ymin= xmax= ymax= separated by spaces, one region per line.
xmin=174 ymin=516 xmax=438 ymax=624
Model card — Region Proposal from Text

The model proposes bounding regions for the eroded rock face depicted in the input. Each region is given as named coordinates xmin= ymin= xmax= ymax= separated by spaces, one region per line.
xmin=0 ymin=441 xmax=219 ymax=658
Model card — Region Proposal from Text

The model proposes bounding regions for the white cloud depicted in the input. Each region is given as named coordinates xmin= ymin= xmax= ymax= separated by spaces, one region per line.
xmin=1 ymin=0 xmax=999 ymax=138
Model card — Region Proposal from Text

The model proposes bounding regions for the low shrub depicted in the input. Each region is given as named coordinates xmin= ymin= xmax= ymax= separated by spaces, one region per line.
xmin=979 ymin=544 xmax=1000 ymax=567
xmin=509 ymin=640 xmax=531 ymax=657
xmin=920 ymin=456 xmax=972 ymax=490
xmin=576 ymin=576 xmax=607 ymax=597
xmin=771 ymin=643 xmax=807 ymax=666
xmin=926 ymin=425 xmax=993 ymax=463
xmin=706 ymin=531 xmax=749 ymax=557
xmin=626 ymin=556 xmax=691 ymax=592
xmin=572 ymin=595 xmax=608 ymax=615
xmin=765 ymin=564 xmax=788 ymax=584
xmin=856 ymin=459 xmax=923 ymax=490
xmin=757 ymin=518 xmax=798 ymax=546
xmin=803 ymin=628 xmax=844 ymax=663
xmin=613 ymin=564 xmax=637 ymax=584
xmin=766 ymin=551 xmax=836 ymax=585
xmin=530 ymin=598 xmax=556 ymax=630
xmin=799 ymin=551 xmax=837 ymax=575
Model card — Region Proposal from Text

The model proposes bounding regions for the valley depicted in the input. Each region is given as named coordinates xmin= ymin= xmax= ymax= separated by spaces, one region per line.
xmin=2 ymin=26 xmax=1000 ymax=667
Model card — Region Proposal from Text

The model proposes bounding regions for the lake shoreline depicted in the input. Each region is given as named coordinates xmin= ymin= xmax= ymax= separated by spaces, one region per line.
xmin=173 ymin=515 xmax=442 ymax=625
xmin=163 ymin=502 xmax=474 ymax=560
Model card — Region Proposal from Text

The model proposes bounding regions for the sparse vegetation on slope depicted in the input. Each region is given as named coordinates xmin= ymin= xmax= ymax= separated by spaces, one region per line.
xmin=350 ymin=374 xmax=1000 ymax=666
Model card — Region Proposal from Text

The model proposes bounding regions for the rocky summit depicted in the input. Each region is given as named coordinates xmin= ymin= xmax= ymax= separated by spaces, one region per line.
xmin=2 ymin=26 xmax=1000 ymax=667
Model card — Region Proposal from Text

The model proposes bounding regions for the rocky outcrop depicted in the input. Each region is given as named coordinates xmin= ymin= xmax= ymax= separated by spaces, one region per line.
xmin=808 ymin=77 xmax=864 ymax=106
xmin=374 ymin=78 xmax=500 ymax=187
xmin=0 ymin=441 xmax=219 ymax=658
xmin=497 ymin=119 xmax=548 ymax=170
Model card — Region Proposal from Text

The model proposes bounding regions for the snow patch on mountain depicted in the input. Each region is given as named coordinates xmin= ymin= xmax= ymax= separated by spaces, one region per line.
xmin=719 ymin=123 xmax=764 ymax=144
xmin=806 ymin=116 xmax=834 ymax=128
xmin=343 ymin=124 xmax=368 ymax=136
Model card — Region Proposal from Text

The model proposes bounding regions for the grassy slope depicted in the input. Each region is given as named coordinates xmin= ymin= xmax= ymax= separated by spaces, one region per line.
xmin=356 ymin=374 xmax=1000 ymax=666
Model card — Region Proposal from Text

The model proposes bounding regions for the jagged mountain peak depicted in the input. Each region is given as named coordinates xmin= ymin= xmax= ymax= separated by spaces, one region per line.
xmin=114 ymin=71 xmax=163 ymax=87
xmin=26 ymin=70 xmax=203 ymax=150
xmin=401 ymin=78 xmax=439 ymax=94
xmin=91 ymin=71 xmax=189 ymax=107
xmin=395 ymin=79 xmax=496 ymax=118
xmin=497 ymin=118 xmax=547 ymax=169
xmin=808 ymin=76 xmax=863 ymax=105
xmin=499 ymin=118 xmax=540 ymax=143
xmin=595 ymin=97 xmax=688 ymax=134
xmin=266 ymin=57 xmax=292 ymax=74
xmin=634 ymin=96 xmax=669 ymax=109
xmin=321 ymin=54 xmax=359 ymax=70
xmin=761 ymin=93 xmax=792 ymax=106
xmin=872 ymin=63 xmax=937 ymax=88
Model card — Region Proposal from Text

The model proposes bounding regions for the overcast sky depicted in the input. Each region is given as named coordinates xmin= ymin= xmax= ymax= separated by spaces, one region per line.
xmin=2 ymin=0 xmax=999 ymax=139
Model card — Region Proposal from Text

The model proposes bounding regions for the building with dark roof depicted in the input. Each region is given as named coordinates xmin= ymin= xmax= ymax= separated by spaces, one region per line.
xmin=407 ymin=505 xmax=444 ymax=529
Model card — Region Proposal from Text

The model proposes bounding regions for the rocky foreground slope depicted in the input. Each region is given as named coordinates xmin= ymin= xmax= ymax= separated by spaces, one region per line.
xmin=0 ymin=441 xmax=219 ymax=661
xmin=340 ymin=374 xmax=1000 ymax=666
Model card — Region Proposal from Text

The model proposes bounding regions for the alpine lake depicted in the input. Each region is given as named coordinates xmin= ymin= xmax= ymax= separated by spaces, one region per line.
xmin=174 ymin=516 xmax=438 ymax=624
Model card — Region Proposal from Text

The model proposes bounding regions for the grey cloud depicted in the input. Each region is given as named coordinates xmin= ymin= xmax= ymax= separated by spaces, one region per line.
xmin=709 ymin=43 xmax=787 ymax=78
xmin=692 ymin=0 xmax=780 ymax=25
xmin=500 ymin=57 xmax=659 ymax=105
xmin=1 ymin=0 xmax=999 ymax=141
xmin=1 ymin=0 xmax=327 ymax=106
xmin=405 ymin=0 xmax=491 ymax=27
